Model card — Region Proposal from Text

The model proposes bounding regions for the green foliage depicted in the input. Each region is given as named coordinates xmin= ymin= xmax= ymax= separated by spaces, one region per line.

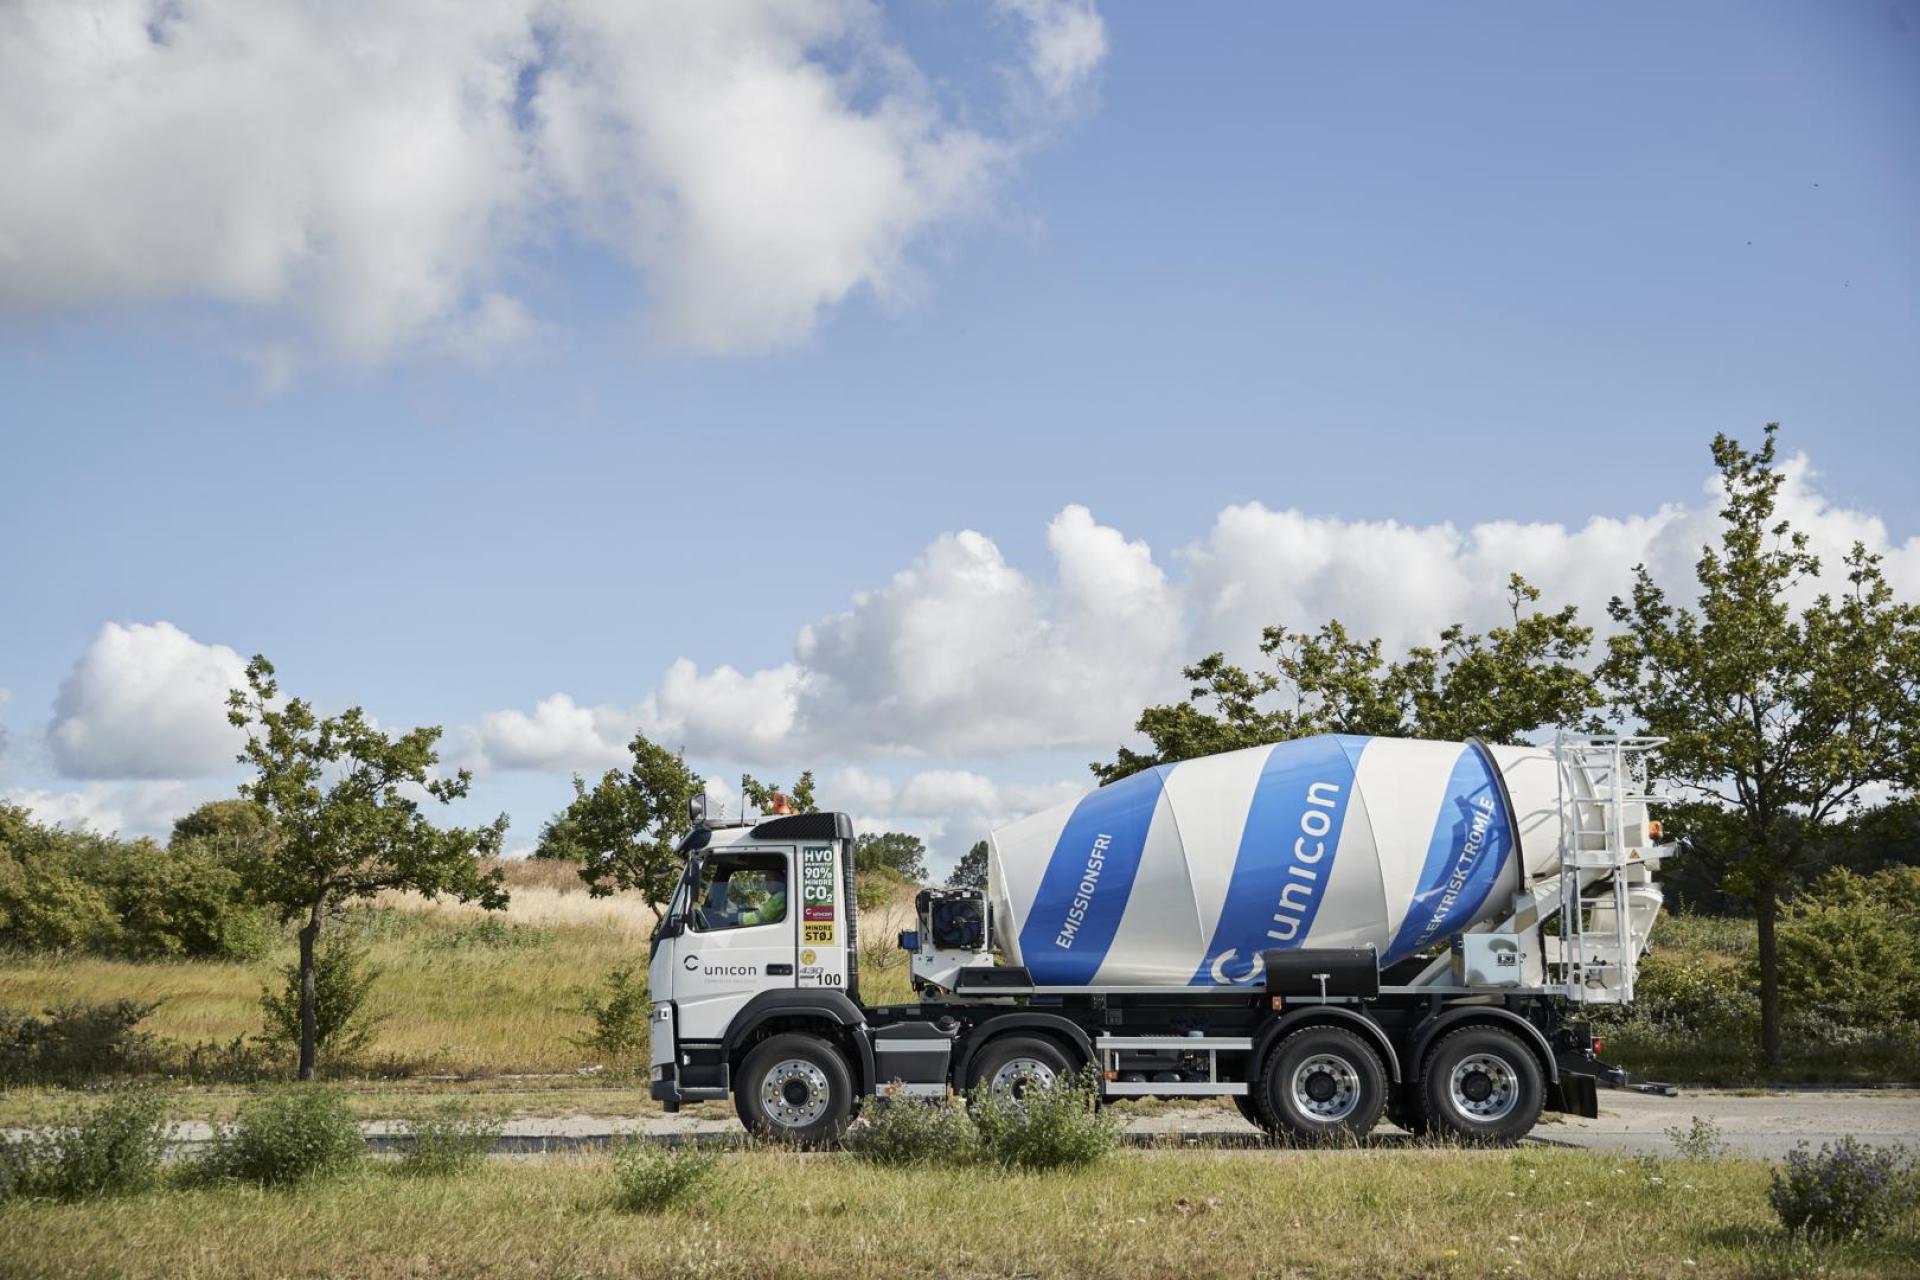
xmin=611 ymin=1142 xmax=718 ymax=1212
xmin=1601 ymin=426 xmax=1920 ymax=1063
xmin=198 ymin=1089 xmax=364 ymax=1186
xmin=260 ymin=931 xmax=383 ymax=1062
xmin=0 ymin=1000 xmax=162 ymax=1085
xmin=950 ymin=840 xmax=989 ymax=890
xmin=0 ymin=1088 xmax=171 ymax=1202
xmin=533 ymin=732 xmax=701 ymax=914
xmin=741 ymin=771 xmax=817 ymax=814
xmin=1774 ymin=867 xmax=1920 ymax=1027
xmin=970 ymin=1071 xmax=1121 ymax=1170
xmin=0 ymin=802 xmax=269 ymax=961
xmin=1770 ymin=1138 xmax=1918 ymax=1240
xmin=228 ymin=655 xmax=508 ymax=1079
xmin=1665 ymin=1115 xmax=1730 ymax=1160
xmin=572 ymin=966 xmax=651 ymax=1062
xmin=845 ymin=1097 xmax=978 ymax=1166
xmin=1591 ymin=910 xmax=1920 ymax=1084
xmin=1094 ymin=574 xmax=1596 ymax=783
xmin=855 ymin=868 xmax=906 ymax=914
xmin=854 ymin=831 xmax=927 ymax=882
xmin=399 ymin=1101 xmax=501 ymax=1177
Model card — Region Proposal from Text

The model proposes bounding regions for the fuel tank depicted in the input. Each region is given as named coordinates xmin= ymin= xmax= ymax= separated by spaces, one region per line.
xmin=987 ymin=735 xmax=1604 ymax=987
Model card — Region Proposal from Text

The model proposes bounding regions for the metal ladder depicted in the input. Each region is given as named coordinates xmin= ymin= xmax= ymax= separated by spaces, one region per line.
xmin=1552 ymin=733 xmax=1665 ymax=1004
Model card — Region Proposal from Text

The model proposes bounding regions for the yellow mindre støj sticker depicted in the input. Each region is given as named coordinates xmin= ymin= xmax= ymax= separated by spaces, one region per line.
xmin=804 ymin=924 xmax=835 ymax=944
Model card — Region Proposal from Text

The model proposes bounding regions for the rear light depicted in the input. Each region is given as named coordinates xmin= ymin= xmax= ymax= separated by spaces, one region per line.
xmin=1592 ymin=1037 xmax=1605 ymax=1057
xmin=1647 ymin=819 xmax=1663 ymax=840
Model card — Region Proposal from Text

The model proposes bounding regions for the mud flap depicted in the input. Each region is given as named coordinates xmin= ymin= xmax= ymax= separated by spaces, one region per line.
xmin=1549 ymin=1070 xmax=1599 ymax=1118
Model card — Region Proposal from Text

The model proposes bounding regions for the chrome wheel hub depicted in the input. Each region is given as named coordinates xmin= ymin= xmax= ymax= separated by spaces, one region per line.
xmin=1289 ymin=1053 xmax=1361 ymax=1122
xmin=988 ymin=1057 xmax=1058 ymax=1101
xmin=1449 ymin=1053 xmax=1518 ymax=1121
xmin=760 ymin=1058 xmax=831 ymax=1128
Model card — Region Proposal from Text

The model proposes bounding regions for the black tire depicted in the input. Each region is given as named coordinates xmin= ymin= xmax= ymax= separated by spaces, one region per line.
xmin=1230 ymin=1092 xmax=1268 ymax=1130
xmin=1385 ymin=1088 xmax=1431 ymax=1137
xmin=1419 ymin=1025 xmax=1545 ymax=1145
xmin=968 ymin=1034 xmax=1074 ymax=1100
xmin=1259 ymin=1026 xmax=1387 ymax=1143
xmin=734 ymin=1032 xmax=854 ymax=1145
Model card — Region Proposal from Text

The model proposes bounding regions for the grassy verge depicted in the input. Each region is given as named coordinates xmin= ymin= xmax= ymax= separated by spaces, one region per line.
xmin=2 ymin=1147 xmax=1914 ymax=1279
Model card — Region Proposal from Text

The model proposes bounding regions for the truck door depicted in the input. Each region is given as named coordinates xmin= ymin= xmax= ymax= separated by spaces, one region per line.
xmin=673 ymin=844 xmax=799 ymax=1041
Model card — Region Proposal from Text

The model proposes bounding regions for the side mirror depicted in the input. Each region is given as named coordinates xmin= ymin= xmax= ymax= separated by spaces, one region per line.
xmin=688 ymin=793 xmax=708 ymax=825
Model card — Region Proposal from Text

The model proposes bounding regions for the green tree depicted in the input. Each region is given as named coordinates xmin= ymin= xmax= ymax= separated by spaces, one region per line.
xmin=534 ymin=732 xmax=702 ymax=915
xmin=226 ymin=657 xmax=508 ymax=1080
xmin=740 ymin=770 xmax=817 ymax=814
xmin=1600 ymin=425 xmax=1920 ymax=1063
xmin=854 ymin=831 xmax=927 ymax=882
xmin=950 ymin=839 xmax=989 ymax=890
xmin=1094 ymin=574 xmax=1596 ymax=784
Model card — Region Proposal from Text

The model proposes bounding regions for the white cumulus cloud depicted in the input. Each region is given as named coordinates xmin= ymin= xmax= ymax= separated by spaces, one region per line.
xmin=789 ymin=504 xmax=1182 ymax=756
xmin=468 ymin=692 xmax=635 ymax=774
xmin=0 ymin=0 xmax=1106 ymax=361
xmin=47 ymin=622 xmax=249 ymax=780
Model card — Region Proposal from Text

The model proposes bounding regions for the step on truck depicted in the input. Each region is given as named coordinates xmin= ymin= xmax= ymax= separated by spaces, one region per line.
xmin=648 ymin=733 xmax=1672 ymax=1144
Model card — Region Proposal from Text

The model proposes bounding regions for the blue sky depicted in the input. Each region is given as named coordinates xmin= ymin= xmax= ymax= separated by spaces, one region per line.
xmin=2 ymin=2 xmax=1917 ymax=871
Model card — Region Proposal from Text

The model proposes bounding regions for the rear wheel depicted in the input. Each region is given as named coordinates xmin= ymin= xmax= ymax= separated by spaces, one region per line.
xmin=1419 ymin=1026 xmax=1544 ymax=1145
xmin=968 ymin=1035 xmax=1073 ymax=1101
xmin=1230 ymin=1092 xmax=1268 ymax=1130
xmin=735 ymin=1032 xmax=854 ymax=1145
xmin=1259 ymin=1026 xmax=1387 ymax=1143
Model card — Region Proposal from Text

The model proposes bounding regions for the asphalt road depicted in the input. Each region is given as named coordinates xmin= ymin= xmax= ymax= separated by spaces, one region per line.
xmin=25 ymin=1087 xmax=1914 ymax=1160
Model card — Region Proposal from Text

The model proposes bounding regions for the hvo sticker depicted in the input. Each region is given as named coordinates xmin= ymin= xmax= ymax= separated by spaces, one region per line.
xmin=801 ymin=845 xmax=836 ymax=944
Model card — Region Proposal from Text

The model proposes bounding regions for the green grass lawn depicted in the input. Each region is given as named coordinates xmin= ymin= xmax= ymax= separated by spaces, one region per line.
xmin=2 ymin=1147 xmax=1913 ymax=1280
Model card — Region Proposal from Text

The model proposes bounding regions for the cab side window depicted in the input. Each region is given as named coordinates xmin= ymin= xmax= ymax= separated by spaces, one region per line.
xmin=691 ymin=852 xmax=788 ymax=932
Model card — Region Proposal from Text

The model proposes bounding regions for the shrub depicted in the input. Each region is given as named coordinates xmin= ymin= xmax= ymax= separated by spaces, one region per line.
xmin=612 ymin=1142 xmax=718 ymax=1213
xmin=970 ymin=1071 xmax=1120 ymax=1170
xmin=198 ymin=1089 xmax=364 ymax=1186
xmin=0 ymin=1000 xmax=162 ymax=1085
xmin=845 ymin=1095 xmax=977 ymax=1166
xmin=259 ymin=933 xmax=383 ymax=1062
xmin=108 ymin=837 xmax=274 ymax=962
xmin=0 ymin=1089 xmax=171 ymax=1201
xmin=1775 ymin=868 xmax=1920 ymax=1028
xmin=1665 ymin=1115 xmax=1730 ymax=1160
xmin=0 ymin=801 xmax=271 ymax=961
xmin=400 ymin=1101 xmax=502 ymax=1176
xmin=1769 ymin=1137 xmax=1918 ymax=1240
xmin=574 ymin=967 xmax=650 ymax=1062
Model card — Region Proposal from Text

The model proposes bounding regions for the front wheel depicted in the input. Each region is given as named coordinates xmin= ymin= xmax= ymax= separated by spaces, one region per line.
xmin=1419 ymin=1026 xmax=1545 ymax=1145
xmin=735 ymin=1032 xmax=854 ymax=1145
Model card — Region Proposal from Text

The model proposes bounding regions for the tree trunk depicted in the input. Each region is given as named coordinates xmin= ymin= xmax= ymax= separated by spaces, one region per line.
xmin=297 ymin=901 xmax=323 ymax=1082
xmin=1755 ymin=882 xmax=1781 ymax=1068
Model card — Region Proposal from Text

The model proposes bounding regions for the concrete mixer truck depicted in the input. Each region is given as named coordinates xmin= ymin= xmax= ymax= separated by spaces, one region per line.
xmin=647 ymin=733 xmax=1672 ymax=1145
